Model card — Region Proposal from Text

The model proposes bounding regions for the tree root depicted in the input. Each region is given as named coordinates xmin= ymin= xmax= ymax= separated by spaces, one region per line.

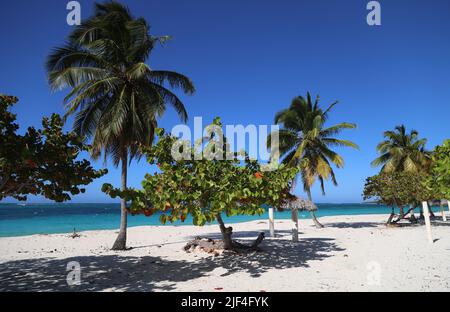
xmin=387 ymin=207 xmax=419 ymax=226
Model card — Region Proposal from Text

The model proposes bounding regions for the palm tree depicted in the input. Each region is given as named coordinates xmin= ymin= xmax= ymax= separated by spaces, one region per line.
xmin=47 ymin=2 xmax=195 ymax=250
xmin=270 ymin=92 xmax=358 ymax=228
xmin=371 ymin=125 xmax=430 ymax=173
xmin=371 ymin=125 xmax=431 ymax=219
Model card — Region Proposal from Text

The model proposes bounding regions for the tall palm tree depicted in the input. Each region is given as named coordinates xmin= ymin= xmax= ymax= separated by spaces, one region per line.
xmin=371 ymin=125 xmax=431 ymax=219
xmin=270 ymin=92 xmax=358 ymax=228
xmin=47 ymin=2 xmax=195 ymax=250
xmin=371 ymin=125 xmax=430 ymax=173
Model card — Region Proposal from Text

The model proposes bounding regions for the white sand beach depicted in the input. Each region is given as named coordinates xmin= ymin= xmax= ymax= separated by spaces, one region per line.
xmin=0 ymin=214 xmax=449 ymax=292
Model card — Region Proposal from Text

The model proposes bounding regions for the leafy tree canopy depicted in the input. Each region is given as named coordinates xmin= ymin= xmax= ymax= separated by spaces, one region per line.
xmin=103 ymin=118 xmax=298 ymax=250
xmin=103 ymin=118 xmax=298 ymax=226
xmin=0 ymin=95 xmax=106 ymax=201
xmin=363 ymin=171 xmax=431 ymax=208
xmin=427 ymin=139 xmax=450 ymax=199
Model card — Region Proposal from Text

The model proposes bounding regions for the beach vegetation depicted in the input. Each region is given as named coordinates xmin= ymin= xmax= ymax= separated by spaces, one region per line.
xmin=371 ymin=125 xmax=435 ymax=220
xmin=371 ymin=125 xmax=431 ymax=173
xmin=0 ymin=94 xmax=106 ymax=202
xmin=268 ymin=92 xmax=358 ymax=228
xmin=362 ymin=171 xmax=431 ymax=224
xmin=46 ymin=1 xmax=195 ymax=250
xmin=426 ymin=139 xmax=450 ymax=200
xmin=103 ymin=118 xmax=298 ymax=251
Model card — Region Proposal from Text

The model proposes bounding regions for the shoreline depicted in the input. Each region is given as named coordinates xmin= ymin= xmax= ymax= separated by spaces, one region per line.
xmin=0 ymin=212 xmax=391 ymax=239
xmin=0 ymin=214 xmax=449 ymax=291
xmin=2 ymin=203 xmax=446 ymax=238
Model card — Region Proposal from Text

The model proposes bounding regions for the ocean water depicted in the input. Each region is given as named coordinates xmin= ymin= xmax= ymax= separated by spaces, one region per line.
xmin=0 ymin=203 xmax=443 ymax=237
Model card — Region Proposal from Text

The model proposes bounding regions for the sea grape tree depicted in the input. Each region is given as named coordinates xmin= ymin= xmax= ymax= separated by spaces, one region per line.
xmin=0 ymin=95 xmax=106 ymax=202
xmin=363 ymin=171 xmax=431 ymax=224
xmin=103 ymin=118 xmax=297 ymax=250
xmin=427 ymin=140 xmax=450 ymax=200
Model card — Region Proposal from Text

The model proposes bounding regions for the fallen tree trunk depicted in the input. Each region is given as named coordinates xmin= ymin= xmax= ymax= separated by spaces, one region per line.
xmin=184 ymin=237 xmax=225 ymax=254
xmin=183 ymin=214 xmax=266 ymax=254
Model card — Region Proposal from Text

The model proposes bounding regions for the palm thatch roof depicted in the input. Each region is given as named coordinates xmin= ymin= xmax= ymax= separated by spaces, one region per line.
xmin=280 ymin=195 xmax=317 ymax=212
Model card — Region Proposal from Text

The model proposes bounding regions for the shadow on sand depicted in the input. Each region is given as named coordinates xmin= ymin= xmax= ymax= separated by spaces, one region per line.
xmin=324 ymin=222 xmax=382 ymax=229
xmin=0 ymin=234 xmax=344 ymax=292
xmin=326 ymin=216 xmax=450 ymax=229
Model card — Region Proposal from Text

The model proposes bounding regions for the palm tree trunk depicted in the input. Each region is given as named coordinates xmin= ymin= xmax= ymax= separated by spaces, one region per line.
xmin=307 ymin=190 xmax=324 ymax=228
xmin=112 ymin=151 xmax=128 ymax=251
xmin=290 ymin=176 xmax=300 ymax=241
xmin=291 ymin=208 xmax=299 ymax=242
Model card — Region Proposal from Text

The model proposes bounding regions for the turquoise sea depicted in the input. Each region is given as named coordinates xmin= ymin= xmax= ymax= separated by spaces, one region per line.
xmin=0 ymin=203 xmax=442 ymax=237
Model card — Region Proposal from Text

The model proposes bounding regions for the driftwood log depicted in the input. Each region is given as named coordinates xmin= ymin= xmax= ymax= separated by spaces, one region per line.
xmin=184 ymin=232 xmax=266 ymax=254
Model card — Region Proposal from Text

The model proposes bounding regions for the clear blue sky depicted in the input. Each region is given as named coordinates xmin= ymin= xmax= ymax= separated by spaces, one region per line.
xmin=1 ymin=0 xmax=449 ymax=203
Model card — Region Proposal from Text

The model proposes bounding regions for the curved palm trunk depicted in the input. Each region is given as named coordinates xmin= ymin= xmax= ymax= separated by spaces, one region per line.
xmin=112 ymin=152 xmax=128 ymax=251
xmin=307 ymin=190 xmax=324 ymax=228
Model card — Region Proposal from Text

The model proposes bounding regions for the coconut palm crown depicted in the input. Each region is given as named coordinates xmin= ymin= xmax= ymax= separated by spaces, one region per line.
xmin=371 ymin=125 xmax=430 ymax=173
xmin=46 ymin=1 xmax=195 ymax=250
xmin=269 ymin=92 xmax=358 ymax=227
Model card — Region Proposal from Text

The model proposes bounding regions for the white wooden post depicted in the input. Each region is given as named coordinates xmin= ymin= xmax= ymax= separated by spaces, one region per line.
xmin=422 ymin=201 xmax=433 ymax=244
xmin=268 ymin=207 xmax=275 ymax=237
xmin=440 ymin=201 xmax=447 ymax=222
xmin=292 ymin=208 xmax=299 ymax=242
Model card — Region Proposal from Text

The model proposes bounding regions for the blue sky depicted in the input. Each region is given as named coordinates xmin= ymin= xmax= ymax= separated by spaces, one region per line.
xmin=1 ymin=0 xmax=449 ymax=203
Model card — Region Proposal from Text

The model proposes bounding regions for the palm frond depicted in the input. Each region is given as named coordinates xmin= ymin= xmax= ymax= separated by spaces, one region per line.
xmin=46 ymin=1 xmax=195 ymax=166
xmin=148 ymin=70 xmax=195 ymax=94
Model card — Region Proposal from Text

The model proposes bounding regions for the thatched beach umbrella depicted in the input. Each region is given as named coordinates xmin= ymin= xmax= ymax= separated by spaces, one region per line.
xmin=280 ymin=197 xmax=318 ymax=212
xmin=268 ymin=195 xmax=317 ymax=242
